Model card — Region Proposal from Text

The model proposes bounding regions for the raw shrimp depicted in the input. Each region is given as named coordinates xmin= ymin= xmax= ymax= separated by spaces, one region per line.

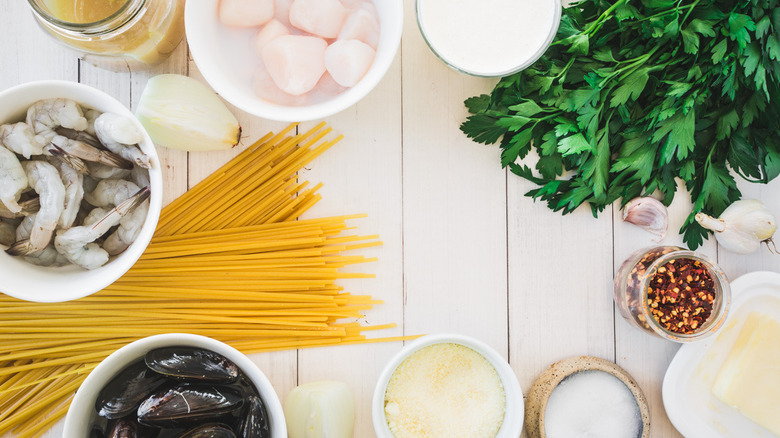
xmin=14 ymin=214 xmax=68 ymax=267
xmin=0 ymin=144 xmax=28 ymax=213
xmin=26 ymin=98 xmax=89 ymax=145
xmin=82 ymin=207 xmax=109 ymax=226
xmin=5 ymin=161 xmax=65 ymax=256
xmin=130 ymin=166 xmax=150 ymax=189
xmin=0 ymin=198 xmax=40 ymax=219
xmin=94 ymin=113 xmax=151 ymax=168
xmin=104 ymin=196 xmax=148 ymax=255
xmin=49 ymin=157 xmax=84 ymax=229
xmin=84 ymin=179 xmax=140 ymax=208
xmin=0 ymin=122 xmax=45 ymax=158
xmin=82 ymin=175 xmax=99 ymax=195
xmin=86 ymin=162 xmax=132 ymax=180
xmin=55 ymin=188 xmax=150 ymax=270
xmin=55 ymin=126 xmax=103 ymax=149
xmin=0 ymin=220 xmax=16 ymax=246
xmin=49 ymin=135 xmax=131 ymax=169
xmin=85 ymin=109 xmax=101 ymax=136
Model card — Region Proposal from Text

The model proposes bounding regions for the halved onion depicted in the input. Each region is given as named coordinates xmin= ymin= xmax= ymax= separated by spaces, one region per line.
xmin=135 ymin=74 xmax=241 ymax=152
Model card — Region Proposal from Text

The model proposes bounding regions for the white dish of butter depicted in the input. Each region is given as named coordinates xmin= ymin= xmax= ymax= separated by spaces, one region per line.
xmin=663 ymin=271 xmax=780 ymax=438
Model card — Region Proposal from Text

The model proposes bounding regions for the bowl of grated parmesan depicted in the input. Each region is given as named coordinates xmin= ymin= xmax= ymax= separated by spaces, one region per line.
xmin=372 ymin=334 xmax=523 ymax=438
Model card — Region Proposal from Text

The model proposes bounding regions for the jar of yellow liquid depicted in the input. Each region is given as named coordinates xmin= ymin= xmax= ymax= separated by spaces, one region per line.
xmin=28 ymin=0 xmax=185 ymax=69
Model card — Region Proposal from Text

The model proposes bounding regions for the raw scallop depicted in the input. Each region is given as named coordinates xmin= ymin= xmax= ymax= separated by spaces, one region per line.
xmin=325 ymin=40 xmax=376 ymax=87
xmin=274 ymin=0 xmax=294 ymax=26
xmin=255 ymin=19 xmax=290 ymax=56
xmin=219 ymin=0 xmax=274 ymax=28
xmin=289 ymin=0 xmax=349 ymax=38
xmin=338 ymin=8 xmax=380 ymax=49
xmin=254 ymin=67 xmax=310 ymax=106
xmin=262 ymin=35 xmax=328 ymax=96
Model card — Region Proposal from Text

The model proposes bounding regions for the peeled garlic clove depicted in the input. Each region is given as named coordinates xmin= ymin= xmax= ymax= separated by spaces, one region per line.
xmin=695 ymin=199 xmax=777 ymax=254
xmin=622 ymin=197 xmax=668 ymax=240
xmin=135 ymin=75 xmax=241 ymax=152
xmin=285 ymin=381 xmax=354 ymax=438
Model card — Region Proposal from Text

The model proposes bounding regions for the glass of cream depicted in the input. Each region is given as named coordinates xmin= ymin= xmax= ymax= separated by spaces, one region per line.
xmin=416 ymin=0 xmax=562 ymax=77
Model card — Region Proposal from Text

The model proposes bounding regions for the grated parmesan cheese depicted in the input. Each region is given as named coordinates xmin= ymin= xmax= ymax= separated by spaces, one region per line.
xmin=384 ymin=343 xmax=505 ymax=438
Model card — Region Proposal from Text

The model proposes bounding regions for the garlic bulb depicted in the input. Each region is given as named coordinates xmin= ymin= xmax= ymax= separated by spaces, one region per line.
xmin=695 ymin=199 xmax=777 ymax=254
xmin=285 ymin=381 xmax=355 ymax=438
xmin=135 ymin=74 xmax=241 ymax=152
xmin=622 ymin=197 xmax=668 ymax=240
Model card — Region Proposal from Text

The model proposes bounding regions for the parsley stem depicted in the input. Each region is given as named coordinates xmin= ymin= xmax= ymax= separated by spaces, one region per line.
xmin=584 ymin=0 xmax=629 ymax=36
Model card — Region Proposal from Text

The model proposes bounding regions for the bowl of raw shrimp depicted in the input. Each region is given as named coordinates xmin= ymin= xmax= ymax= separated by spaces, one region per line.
xmin=0 ymin=80 xmax=162 ymax=303
xmin=185 ymin=0 xmax=403 ymax=122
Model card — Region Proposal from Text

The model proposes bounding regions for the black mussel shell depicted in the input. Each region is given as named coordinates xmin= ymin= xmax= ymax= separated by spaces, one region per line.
xmin=237 ymin=395 xmax=270 ymax=438
xmin=90 ymin=424 xmax=105 ymax=438
xmin=105 ymin=418 xmax=137 ymax=438
xmin=177 ymin=423 xmax=237 ymax=438
xmin=96 ymin=360 xmax=168 ymax=419
xmin=104 ymin=418 xmax=158 ymax=438
xmin=137 ymin=384 xmax=244 ymax=427
xmin=145 ymin=347 xmax=239 ymax=383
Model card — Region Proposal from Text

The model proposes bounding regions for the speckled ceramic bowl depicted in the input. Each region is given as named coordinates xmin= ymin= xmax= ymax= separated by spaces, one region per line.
xmin=525 ymin=356 xmax=651 ymax=438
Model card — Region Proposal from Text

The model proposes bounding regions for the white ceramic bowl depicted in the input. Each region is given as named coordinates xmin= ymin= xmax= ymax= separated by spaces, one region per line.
xmin=63 ymin=333 xmax=287 ymax=438
xmin=185 ymin=1 xmax=403 ymax=122
xmin=0 ymin=80 xmax=162 ymax=303
xmin=372 ymin=334 xmax=524 ymax=438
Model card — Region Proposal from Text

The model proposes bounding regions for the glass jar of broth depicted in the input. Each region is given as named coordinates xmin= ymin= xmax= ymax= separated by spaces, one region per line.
xmin=27 ymin=0 xmax=185 ymax=69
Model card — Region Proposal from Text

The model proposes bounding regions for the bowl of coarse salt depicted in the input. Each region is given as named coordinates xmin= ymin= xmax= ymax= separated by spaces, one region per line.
xmin=525 ymin=356 xmax=651 ymax=438
xmin=372 ymin=334 xmax=523 ymax=438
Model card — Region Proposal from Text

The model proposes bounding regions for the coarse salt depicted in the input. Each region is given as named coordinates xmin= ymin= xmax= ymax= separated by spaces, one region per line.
xmin=545 ymin=370 xmax=641 ymax=438
xmin=384 ymin=343 xmax=505 ymax=438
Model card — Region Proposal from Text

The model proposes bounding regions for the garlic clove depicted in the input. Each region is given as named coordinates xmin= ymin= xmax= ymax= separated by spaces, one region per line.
xmin=622 ymin=197 xmax=668 ymax=241
xmin=285 ymin=380 xmax=355 ymax=438
xmin=695 ymin=199 xmax=777 ymax=254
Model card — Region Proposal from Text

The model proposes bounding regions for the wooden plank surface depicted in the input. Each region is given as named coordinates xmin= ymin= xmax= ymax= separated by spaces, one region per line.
xmin=2 ymin=2 xmax=780 ymax=438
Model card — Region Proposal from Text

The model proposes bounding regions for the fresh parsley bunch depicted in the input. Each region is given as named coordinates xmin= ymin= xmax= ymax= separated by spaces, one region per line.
xmin=461 ymin=0 xmax=780 ymax=248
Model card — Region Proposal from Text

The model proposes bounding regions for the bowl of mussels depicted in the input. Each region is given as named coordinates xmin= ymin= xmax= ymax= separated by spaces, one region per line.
xmin=63 ymin=333 xmax=285 ymax=438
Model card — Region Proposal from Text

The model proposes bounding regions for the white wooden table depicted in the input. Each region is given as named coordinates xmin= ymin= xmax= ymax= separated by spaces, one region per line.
xmin=3 ymin=1 xmax=780 ymax=437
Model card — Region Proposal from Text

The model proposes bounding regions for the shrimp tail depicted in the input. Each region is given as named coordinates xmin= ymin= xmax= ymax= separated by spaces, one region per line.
xmin=49 ymin=145 xmax=90 ymax=175
xmin=49 ymin=137 xmax=133 ymax=170
xmin=134 ymin=155 xmax=151 ymax=169
xmin=122 ymin=187 xmax=151 ymax=213
xmin=55 ymin=127 xmax=103 ymax=149
xmin=96 ymin=150 xmax=133 ymax=170
xmin=18 ymin=198 xmax=40 ymax=216
xmin=5 ymin=239 xmax=35 ymax=256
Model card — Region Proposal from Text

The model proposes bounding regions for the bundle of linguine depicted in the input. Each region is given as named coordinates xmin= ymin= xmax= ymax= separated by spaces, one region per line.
xmin=0 ymin=123 xmax=408 ymax=437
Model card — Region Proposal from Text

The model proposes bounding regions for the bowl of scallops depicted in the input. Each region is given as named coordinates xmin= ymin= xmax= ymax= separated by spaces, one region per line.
xmin=185 ymin=0 xmax=403 ymax=122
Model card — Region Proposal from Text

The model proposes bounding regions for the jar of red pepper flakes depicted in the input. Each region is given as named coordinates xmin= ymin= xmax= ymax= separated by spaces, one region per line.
xmin=614 ymin=246 xmax=730 ymax=342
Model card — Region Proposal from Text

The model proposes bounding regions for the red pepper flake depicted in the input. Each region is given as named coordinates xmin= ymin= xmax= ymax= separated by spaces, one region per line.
xmin=646 ymin=257 xmax=715 ymax=334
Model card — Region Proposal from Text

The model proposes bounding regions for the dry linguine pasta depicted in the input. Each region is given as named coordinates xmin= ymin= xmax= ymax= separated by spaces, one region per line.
xmin=0 ymin=123 xmax=412 ymax=436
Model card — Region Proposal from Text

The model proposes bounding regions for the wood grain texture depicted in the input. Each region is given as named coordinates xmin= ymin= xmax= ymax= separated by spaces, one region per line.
xmin=295 ymin=50 xmax=403 ymax=436
xmin=401 ymin=0 xmax=510 ymax=356
xmin=3 ymin=2 xmax=780 ymax=438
